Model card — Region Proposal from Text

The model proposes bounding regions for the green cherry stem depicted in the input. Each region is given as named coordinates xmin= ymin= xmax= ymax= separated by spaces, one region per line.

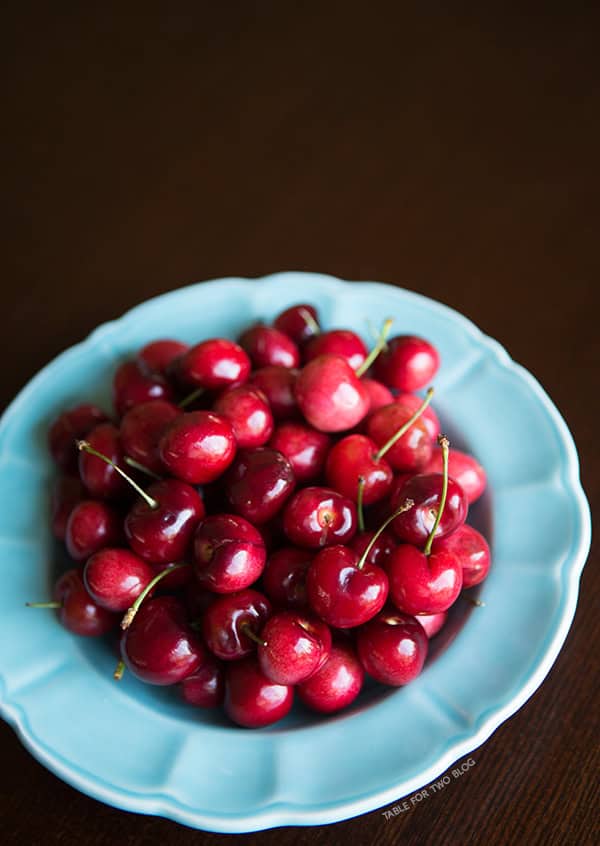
xmin=123 ymin=455 xmax=162 ymax=481
xmin=357 ymin=498 xmax=415 ymax=570
xmin=374 ymin=387 xmax=435 ymax=462
xmin=357 ymin=476 xmax=366 ymax=533
xmin=298 ymin=307 xmax=321 ymax=336
xmin=178 ymin=387 xmax=205 ymax=409
xmin=423 ymin=434 xmax=450 ymax=556
xmin=26 ymin=601 xmax=61 ymax=609
xmin=113 ymin=660 xmax=126 ymax=681
xmin=240 ymin=622 xmax=267 ymax=648
xmin=76 ymin=439 xmax=159 ymax=510
xmin=120 ymin=563 xmax=190 ymax=630
xmin=355 ymin=318 xmax=394 ymax=378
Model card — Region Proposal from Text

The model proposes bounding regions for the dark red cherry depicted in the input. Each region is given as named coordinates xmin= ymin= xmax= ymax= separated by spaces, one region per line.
xmin=137 ymin=339 xmax=190 ymax=375
xmin=304 ymin=329 xmax=368 ymax=371
xmin=50 ymin=476 xmax=86 ymax=540
xmin=417 ymin=611 xmax=448 ymax=638
xmin=350 ymin=529 xmax=396 ymax=569
xmin=113 ymin=359 xmax=174 ymax=417
xmin=257 ymin=611 xmax=331 ymax=685
xmin=423 ymin=448 xmax=487 ymax=504
xmin=180 ymin=657 xmax=225 ymax=708
xmin=387 ymin=544 xmax=462 ymax=615
xmin=159 ymin=411 xmax=236 ymax=485
xmin=224 ymin=657 xmax=293 ymax=728
xmin=432 ymin=523 xmax=491 ymax=588
xmin=202 ymin=588 xmax=271 ymax=661
xmin=224 ymin=447 xmax=296 ymax=525
xmin=295 ymin=355 xmax=370 ymax=432
xmin=239 ymin=324 xmax=300 ymax=369
xmin=391 ymin=474 xmax=468 ymax=545
xmin=183 ymin=580 xmax=218 ymax=618
xmin=273 ymin=303 xmax=320 ymax=345
xmin=120 ymin=400 xmax=180 ymax=475
xmin=394 ymin=393 xmax=441 ymax=440
xmin=268 ymin=422 xmax=331 ymax=483
xmin=125 ymin=478 xmax=205 ymax=563
xmin=361 ymin=378 xmax=394 ymax=412
xmin=84 ymin=547 xmax=156 ymax=612
xmin=374 ymin=335 xmax=440 ymax=392
xmin=65 ymin=499 xmax=123 ymax=561
xmin=282 ymin=487 xmax=357 ymax=548
xmin=356 ymin=610 xmax=428 ymax=685
xmin=366 ymin=403 xmax=432 ymax=472
xmin=325 ymin=434 xmax=393 ymax=505
xmin=31 ymin=568 xmax=119 ymax=636
xmin=212 ymin=385 xmax=274 ymax=448
xmin=121 ymin=596 xmax=205 ymax=685
xmin=261 ymin=547 xmax=314 ymax=609
xmin=194 ymin=514 xmax=266 ymax=593
xmin=297 ymin=640 xmax=364 ymax=713
xmin=151 ymin=560 xmax=194 ymax=592
xmin=178 ymin=338 xmax=251 ymax=390
xmin=48 ymin=404 xmax=109 ymax=473
xmin=248 ymin=366 xmax=300 ymax=421
xmin=78 ymin=423 xmax=129 ymax=500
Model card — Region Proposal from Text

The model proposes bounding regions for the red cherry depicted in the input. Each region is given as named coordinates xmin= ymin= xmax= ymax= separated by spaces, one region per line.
xmin=202 ymin=588 xmax=271 ymax=661
xmin=224 ymin=447 xmax=296 ymax=525
xmin=295 ymin=355 xmax=370 ymax=432
xmin=297 ymin=640 xmax=364 ymax=713
xmin=269 ymin=422 xmax=331 ymax=483
xmin=113 ymin=360 xmax=174 ymax=417
xmin=350 ymin=529 xmax=396 ymax=569
xmin=120 ymin=400 xmax=180 ymax=476
xmin=78 ymin=423 xmax=129 ymax=500
xmin=366 ymin=403 xmax=432 ymax=472
xmin=387 ymin=544 xmax=462 ymax=615
xmin=50 ymin=476 xmax=86 ymax=540
xmin=325 ymin=434 xmax=393 ymax=505
xmin=361 ymin=378 xmax=394 ymax=412
xmin=247 ymin=366 xmax=299 ymax=421
xmin=65 ymin=499 xmax=123 ymax=561
xmin=239 ymin=324 xmax=300 ymax=369
xmin=178 ymin=338 xmax=251 ymax=390
xmin=194 ymin=514 xmax=266 ymax=593
xmin=432 ymin=523 xmax=491 ymax=588
xmin=273 ymin=303 xmax=320 ymax=345
xmin=391 ymin=474 xmax=467 ymax=545
xmin=374 ymin=335 xmax=440 ymax=392
xmin=416 ymin=611 xmax=448 ymax=638
xmin=159 ymin=411 xmax=236 ymax=485
xmin=212 ymin=385 xmax=274 ymax=448
xmin=26 ymin=569 xmax=118 ymax=636
xmin=48 ymin=404 xmax=109 ymax=472
xmin=394 ymin=393 xmax=441 ymax=440
xmin=304 ymin=329 xmax=368 ymax=371
xmin=84 ymin=547 xmax=156 ymax=612
xmin=261 ymin=547 xmax=314 ymax=609
xmin=224 ymin=657 xmax=293 ymax=728
xmin=423 ymin=448 xmax=486 ymax=504
xmin=257 ymin=611 xmax=332 ymax=684
xmin=121 ymin=596 xmax=205 ymax=685
xmin=282 ymin=486 xmax=357 ymax=549
xmin=151 ymin=560 xmax=194 ymax=592
xmin=180 ymin=657 xmax=225 ymax=708
xmin=137 ymin=339 xmax=190 ymax=375
xmin=356 ymin=611 xmax=428 ymax=685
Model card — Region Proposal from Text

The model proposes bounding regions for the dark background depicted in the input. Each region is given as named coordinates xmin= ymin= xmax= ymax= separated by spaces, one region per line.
xmin=1 ymin=4 xmax=598 ymax=845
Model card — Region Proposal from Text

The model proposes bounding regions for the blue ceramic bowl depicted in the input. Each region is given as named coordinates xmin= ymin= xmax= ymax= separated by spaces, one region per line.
xmin=0 ymin=274 xmax=591 ymax=831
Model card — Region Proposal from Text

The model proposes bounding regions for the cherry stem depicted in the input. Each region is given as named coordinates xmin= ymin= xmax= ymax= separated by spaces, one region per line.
xmin=76 ymin=440 xmax=159 ymax=510
xmin=357 ymin=476 xmax=366 ymax=533
xmin=120 ymin=563 xmax=190 ymax=630
xmin=423 ymin=434 xmax=450 ymax=556
xmin=178 ymin=387 xmax=204 ymax=409
xmin=26 ymin=601 xmax=61 ymax=609
xmin=355 ymin=317 xmax=394 ymax=378
xmin=113 ymin=660 xmax=126 ymax=681
xmin=357 ymin=498 xmax=414 ymax=570
xmin=240 ymin=622 xmax=267 ymax=648
xmin=124 ymin=456 xmax=162 ymax=481
xmin=298 ymin=307 xmax=321 ymax=336
xmin=462 ymin=594 xmax=486 ymax=607
xmin=374 ymin=387 xmax=435 ymax=462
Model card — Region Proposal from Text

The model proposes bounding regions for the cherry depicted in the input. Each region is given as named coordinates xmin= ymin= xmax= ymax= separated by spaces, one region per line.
xmin=159 ymin=411 xmax=236 ymax=485
xmin=27 ymin=568 xmax=118 ymax=636
xmin=416 ymin=611 xmax=448 ymax=638
xmin=225 ymin=657 xmax=294 ymax=728
xmin=194 ymin=514 xmax=266 ymax=592
xmin=366 ymin=402 xmax=432 ymax=472
xmin=137 ymin=339 xmax=190 ymax=375
xmin=178 ymin=338 xmax=251 ymax=390
xmin=113 ymin=359 xmax=175 ymax=417
xmin=84 ymin=547 xmax=156 ymax=612
xmin=269 ymin=422 xmax=331 ymax=483
xmin=224 ymin=447 xmax=296 ymax=525
xmin=247 ymin=366 xmax=299 ymax=421
xmin=374 ymin=335 xmax=440 ymax=392
xmin=394 ymin=393 xmax=441 ymax=440
xmin=239 ymin=324 xmax=300 ymax=369
xmin=273 ymin=303 xmax=320 ymax=345
xmin=202 ymin=588 xmax=271 ymax=661
xmin=350 ymin=528 xmax=396 ymax=569
xmin=432 ymin=523 xmax=491 ymax=588
xmin=325 ymin=435 xmax=393 ymax=505
xmin=78 ymin=423 xmax=129 ymax=500
xmin=356 ymin=611 xmax=428 ymax=685
xmin=120 ymin=596 xmax=205 ymax=685
xmin=361 ymin=378 xmax=394 ymax=412
xmin=120 ymin=400 xmax=180 ymax=476
xmin=183 ymin=580 xmax=218 ymax=618
xmin=212 ymin=385 xmax=274 ymax=448
xmin=282 ymin=487 xmax=357 ymax=548
xmin=48 ymin=404 xmax=109 ymax=473
xmin=304 ymin=329 xmax=368 ymax=371
xmin=65 ymin=499 xmax=123 ymax=561
xmin=391 ymin=474 xmax=467 ymax=545
xmin=423 ymin=448 xmax=486 ymax=504
xmin=151 ymin=560 xmax=194 ymax=592
xmin=294 ymin=355 xmax=370 ymax=432
xmin=297 ymin=639 xmax=364 ymax=713
xmin=261 ymin=547 xmax=314 ymax=609
xmin=257 ymin=611 xmax=332 ymax=685
xmin=50 ymin=476 xmax=85 ymax=541
xmin=181 ymin=657 xmax=225 ymax=708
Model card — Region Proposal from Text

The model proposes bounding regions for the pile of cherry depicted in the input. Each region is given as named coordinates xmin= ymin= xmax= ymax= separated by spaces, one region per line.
xmin=37 ymin=302 xmax=490 ymax=728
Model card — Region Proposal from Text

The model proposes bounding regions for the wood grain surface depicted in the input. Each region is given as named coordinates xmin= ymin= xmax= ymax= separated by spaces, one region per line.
xmin=1 ymin=5 xmax=598 ymax=845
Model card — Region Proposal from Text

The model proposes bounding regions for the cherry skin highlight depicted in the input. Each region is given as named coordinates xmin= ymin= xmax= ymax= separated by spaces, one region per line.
xmin=295 ymin=354 xmax=370 ymax=432
xmin=432 ymin=523 xmax=491 ymax=588
xmin=282 ymin=487 xmax=357 ymax=549
xmin=120 ymin=400 xmax=180 ymax=475
xmin=202 ymin=589 xmax=272 ymax=661
xmin=239 ymin=324 xmax=300 ymax=369
xmin=212 ymin=385 xmax=274 ymax=448
xmin=224 ymin=447 xmax=296 ymax=525
xmin=65 ymin=499 xmax=123 ymax=561
xmin=416 ymin=611 xmax=448 ymax=638
xmin=224 ymin=657 xmax=294 ymax=728
xmin=374 ymin=335 xmax=440 ymax=392
xmin=356 ymin=610 xmax=428 ymax=686
xmin=194 ymin=513 xmax=266 ymax=593
xmin=84 ymin=547 xmax=156 ymax=612
xmin=159 ymin=411 xmax=236 ymax=485
xmin=297 ymin=640 xmax=364 ymax=713
xmin=269 ymin=422 xmax=331 ymax=483
xmin=48 ymin=404 xmax=109 ymax=473
xmin=257 ymin=611 xmax=332 ymax=685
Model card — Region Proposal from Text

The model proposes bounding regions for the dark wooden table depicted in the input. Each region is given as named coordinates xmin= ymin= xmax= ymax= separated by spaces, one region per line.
xmin=2 ymin=5 xmax=598 ymax=845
